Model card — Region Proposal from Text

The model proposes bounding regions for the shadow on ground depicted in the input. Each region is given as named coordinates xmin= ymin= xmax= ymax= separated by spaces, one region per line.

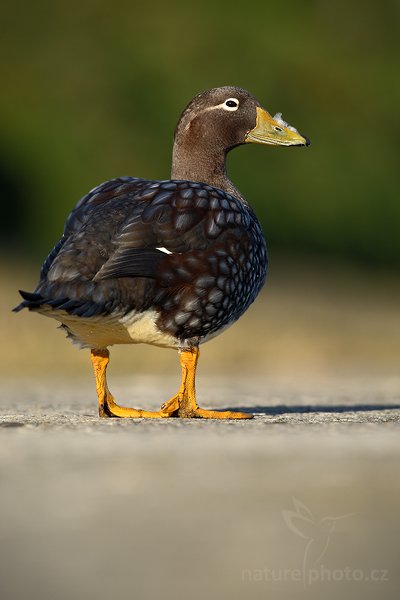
xmin=230 ymin=403 xmax=400 ymax=415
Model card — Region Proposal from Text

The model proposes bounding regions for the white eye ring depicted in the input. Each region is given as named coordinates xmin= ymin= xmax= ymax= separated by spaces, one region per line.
xmin=222 ymin=98 xmax=239 ymax=111
xmin=205 ymin=98 xmax=240 ymax=114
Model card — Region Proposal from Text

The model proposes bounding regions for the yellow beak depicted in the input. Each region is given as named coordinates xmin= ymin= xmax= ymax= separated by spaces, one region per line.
xmin=245 ymin=106 xmax=310 ymax=147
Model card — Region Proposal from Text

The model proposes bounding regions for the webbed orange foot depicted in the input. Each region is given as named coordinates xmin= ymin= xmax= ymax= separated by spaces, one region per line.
xmin=160 ymin=348 xmax=253 ymax=420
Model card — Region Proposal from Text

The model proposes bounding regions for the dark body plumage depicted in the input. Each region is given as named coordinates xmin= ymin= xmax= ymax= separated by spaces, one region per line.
xmin=17 ymin=175 xmax=267 ymax=349
xmin=15 ymin=86 xmax=308 ymax=419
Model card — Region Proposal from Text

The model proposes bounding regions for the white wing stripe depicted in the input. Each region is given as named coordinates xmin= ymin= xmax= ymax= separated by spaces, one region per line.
xmin=156 ymin=247 xmax=173 ymax=254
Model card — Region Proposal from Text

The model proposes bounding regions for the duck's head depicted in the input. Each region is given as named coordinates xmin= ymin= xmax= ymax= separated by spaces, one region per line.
xmin=174 ymin=86 xmax=310 ymax=152
xmin=172 ymin=86 xmax=309 ymax=195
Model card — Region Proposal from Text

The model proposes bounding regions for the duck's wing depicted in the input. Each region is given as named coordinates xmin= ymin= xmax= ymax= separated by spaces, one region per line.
xmin=92 ymin=181 xmax=235 ymax=281
xmin=41 ymin=178 xmax=251 ymax=284
xmin=15 ymin=177 xmax=155 ymax=314
xmin=39 ymin=177 xmax=150 ymax=281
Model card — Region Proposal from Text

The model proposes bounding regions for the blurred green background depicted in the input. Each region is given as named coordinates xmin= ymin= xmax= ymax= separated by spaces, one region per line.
xmin=1 ymin=0 xmax=399 ymax=382
xmin=1 ymin=0 xmax=399 ymax=266
xmin=1 ymin=9 xmax=399 ymax=600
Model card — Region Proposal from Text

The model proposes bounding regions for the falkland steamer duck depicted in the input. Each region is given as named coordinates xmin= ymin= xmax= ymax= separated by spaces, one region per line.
xmin=14 ymin=87 xmax=309 ymax=419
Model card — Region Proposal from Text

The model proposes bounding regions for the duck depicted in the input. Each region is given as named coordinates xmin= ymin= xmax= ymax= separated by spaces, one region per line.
xmin=14 ymin=86 xmax=309 ymax=419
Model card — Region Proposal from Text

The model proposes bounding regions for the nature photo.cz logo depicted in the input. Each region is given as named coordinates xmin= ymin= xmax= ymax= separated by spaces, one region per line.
xmin=242 ymin=498 xmax=389 ymax=586
xmin=282 ymin=497 xmax=355 ymax=584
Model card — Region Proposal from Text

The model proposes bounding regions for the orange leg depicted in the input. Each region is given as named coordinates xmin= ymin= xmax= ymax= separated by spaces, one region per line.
xmin=90 ymin=349 xmax=174 ymax=418
xmin=161 ymin=348 xmax=253 ymax=419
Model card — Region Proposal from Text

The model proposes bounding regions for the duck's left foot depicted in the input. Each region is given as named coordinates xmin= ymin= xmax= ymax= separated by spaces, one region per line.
xmin=159 ymin=348 xmax=253 ymax=419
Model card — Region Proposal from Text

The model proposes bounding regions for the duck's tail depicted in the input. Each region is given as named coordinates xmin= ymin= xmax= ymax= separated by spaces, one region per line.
xmin=13 ymin=290 xmax=44 ymax=312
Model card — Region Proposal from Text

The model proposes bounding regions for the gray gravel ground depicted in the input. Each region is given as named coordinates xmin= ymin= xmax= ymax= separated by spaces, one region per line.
xmin=1 ymin=376 xmax=400 ymax=600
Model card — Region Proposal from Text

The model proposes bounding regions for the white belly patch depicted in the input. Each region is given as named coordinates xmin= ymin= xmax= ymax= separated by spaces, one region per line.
xmin=38 ymin=307 xmax=179 ymax=350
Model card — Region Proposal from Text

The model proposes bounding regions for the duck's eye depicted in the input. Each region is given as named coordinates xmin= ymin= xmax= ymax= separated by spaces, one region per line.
xmin=223 ymin=98 xmax=239 ymax=111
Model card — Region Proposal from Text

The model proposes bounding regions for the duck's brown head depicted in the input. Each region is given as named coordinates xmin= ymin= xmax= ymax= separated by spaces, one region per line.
xmin=171 ymin=86 xmax=309 ymax=195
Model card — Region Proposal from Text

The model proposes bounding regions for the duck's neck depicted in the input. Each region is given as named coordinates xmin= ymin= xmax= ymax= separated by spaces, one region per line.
xmin=171 ymin=139 xmax=245 ymax=202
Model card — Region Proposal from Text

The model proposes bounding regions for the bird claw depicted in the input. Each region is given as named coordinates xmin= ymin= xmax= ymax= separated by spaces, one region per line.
xmin=160 ymin=395 xmax=180 ymax=416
